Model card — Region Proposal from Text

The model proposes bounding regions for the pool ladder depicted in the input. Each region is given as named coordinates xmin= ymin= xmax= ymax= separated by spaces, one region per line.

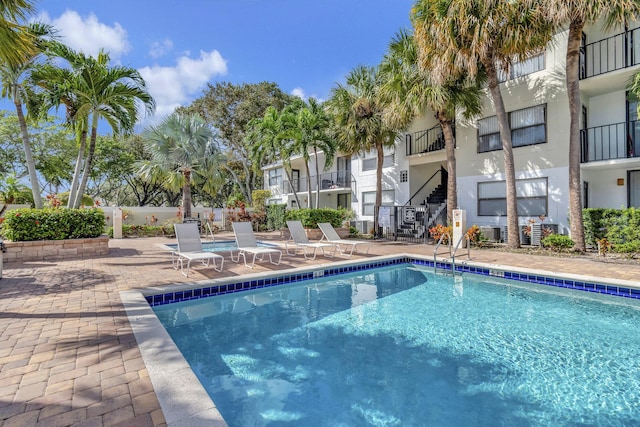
xmin=433 ymin=233 xmax=471 ymax=276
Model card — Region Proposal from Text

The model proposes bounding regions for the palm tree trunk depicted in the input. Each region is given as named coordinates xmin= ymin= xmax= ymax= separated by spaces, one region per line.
xmin=182 ymin=170 xmax=192 ymax=219
xmin=283 ymin=163 xmax=303 ymax=208
xmin=68 ymin=130 xmax=87 ymax=208
xmin=14 ymin=99 xmax=42 ymax=208
xmin=438 ymin=114 xmax=456 ymax=224
xmin=304 ymin=161 xmax=312 ymax=208
xmin=485 ymin=58 xmax=520 ymax=248
xmin=314 ymin=147 xmax=321 ymax=208
xmin=374 ymin=141 xmax=384 ymax=237
xmin=566 ymin=19 xmax=586 ymax=252
xmin=74 ymin=124 xmax=98 ymax=208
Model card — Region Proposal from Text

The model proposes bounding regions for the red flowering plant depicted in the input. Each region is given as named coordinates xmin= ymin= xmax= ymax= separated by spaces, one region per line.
xmin=429 ymin=224 xmax=452 ymax=244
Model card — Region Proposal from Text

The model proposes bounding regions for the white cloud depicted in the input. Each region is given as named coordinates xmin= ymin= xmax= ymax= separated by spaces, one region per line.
xmin=38 ymin=11 xmax=130 ymax=60
xmin=149 ymin=38 xmax=173 ymax=59
xmin=139 ymin=50 xmax=228 ymax=124
xmin=291 ymin=87 xmax=306 ymax=99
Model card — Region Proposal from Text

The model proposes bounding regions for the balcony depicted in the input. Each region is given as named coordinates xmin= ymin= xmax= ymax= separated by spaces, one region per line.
xmin=278 ymin=171 xmax=352 ymax=194
xmin=580 ymin=120 xmax=640 ymax=163
xmin=405 ymin=123 xmax=454 ymax=156
xmin=580 ymin=28 xmax=640 ymax=79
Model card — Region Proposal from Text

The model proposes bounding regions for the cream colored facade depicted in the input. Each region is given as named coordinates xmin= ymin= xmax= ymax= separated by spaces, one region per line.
xmin=264 ymin=20 xmax=640 ymax=237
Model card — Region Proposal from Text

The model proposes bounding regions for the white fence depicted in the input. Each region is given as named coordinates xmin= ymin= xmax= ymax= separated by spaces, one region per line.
xmin=98 ymin=207 xmax=227 ymax=228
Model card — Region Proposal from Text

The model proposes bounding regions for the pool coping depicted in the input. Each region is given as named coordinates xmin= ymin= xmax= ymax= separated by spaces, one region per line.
xmin=121 ymin=253 xmax=640 ymax=426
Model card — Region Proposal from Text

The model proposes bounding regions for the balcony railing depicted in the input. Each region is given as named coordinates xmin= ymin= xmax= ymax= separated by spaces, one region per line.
xmin=580 ymin=28 xmax=640 ymax=79
xmin=279 ymin=171 xmax=352 ymax=194
xmin=580 ymin=120 xmax=640 ymax=162
xmin=405 ymin=123 xmax=455 ymax=156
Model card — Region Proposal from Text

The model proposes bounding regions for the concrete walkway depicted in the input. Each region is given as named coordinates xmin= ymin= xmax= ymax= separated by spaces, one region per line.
xmin=1 ymin=233 xmax=639 ymax=426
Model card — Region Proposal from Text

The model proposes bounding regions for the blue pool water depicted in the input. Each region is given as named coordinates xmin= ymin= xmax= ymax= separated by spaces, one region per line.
xmin=165 ymin=240 xmax=272 ymax=253
xmin=153 ymin=264 xmax=640 ymax=426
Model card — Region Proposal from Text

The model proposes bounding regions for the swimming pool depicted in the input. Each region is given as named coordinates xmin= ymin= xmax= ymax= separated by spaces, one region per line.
xmin=163 ymin=240 xmax=275 ymax=253
xmin=149 ymin=261 xmax=640 ymax=426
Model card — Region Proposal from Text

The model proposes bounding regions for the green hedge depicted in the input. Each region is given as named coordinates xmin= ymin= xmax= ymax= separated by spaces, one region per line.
xmin=583 ymin=208 xmax=640 ymax=253
xmin=1 ymin=208 xmax=105 ymax=241
xmin=285 ymin=208 xmax=348 ymax=228
xmin=106 ymin=224 xmax=173 ymax=238
xmin=266 ymin=204 xmax=287 ymax=231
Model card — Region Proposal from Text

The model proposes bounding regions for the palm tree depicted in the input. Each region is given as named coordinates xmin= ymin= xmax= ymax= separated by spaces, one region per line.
xmin=34 ymin=43 xmax=155 ymax=208
xmin=0 ymin=173 xmax=29 ymax=216
xmin=0 ymin=22 xmax=54 ymax=208
xmin=287 ymin=98 xmax=337 ymax=208
xmin=412 ymin=0 xmax=554 ymax=248
xmin=540 ymin=0 xmax=640 ymax=252
xmin=0 ymin=0 xmax=35 ymax=68
xmin=139 ymin=113 xmax=218 ymax=219
xmin=326 ymin=65 xmax=401 ymax=235
xmin=248 ymin=106 xmax=303 ymax=208
xmin=379 ymin=28 xmax=484 ymax=223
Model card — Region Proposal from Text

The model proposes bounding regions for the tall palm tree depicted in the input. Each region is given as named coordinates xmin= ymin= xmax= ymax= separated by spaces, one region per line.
xmin=287 ymin=98 xmax=337 ymax=208
xmin=412 ymin=0 xmax=554 ymax=248
xmin=34 ymin=43 xmax=155 ymax=208
xmin=379 ymin=28 xmax=484 ymax=223
xmin=326 ymin=65 xmax=401 ymax=235
xmin=303 ymin=98 xmax=337 ymax=209
xmin=0 ymin=22 xmax=54 ymax=208
xmin=0 ymin=0 xmax=35 ymax=67
xmin=540 ymin=0 xmax=640 ymax=252
xmin=139 ymin=113 xmax=218 ymax=219
xmin=248 ymin=106 xmax=303 ymax=208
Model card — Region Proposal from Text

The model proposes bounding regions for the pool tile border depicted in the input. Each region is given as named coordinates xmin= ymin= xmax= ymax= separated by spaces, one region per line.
xmin=145 ymin=256 xmax=640 ymax=307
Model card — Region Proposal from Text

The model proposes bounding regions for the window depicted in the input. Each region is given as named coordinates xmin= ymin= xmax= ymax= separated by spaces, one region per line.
xmin=478 ymin=116 xmax=501 ymax=153
xmin=511 ymin=105 xmax=546 ymax=147
xmin=268 ymin=168 xmax=283 ymax=186
xmin=400 ymin=170 xmax=408 ymax=183
xmin=362 ymin=190 xmax=394 ymax=216
xmin=478 ymin=104 xmax=547 ymax=153
xmin=478 ymin=178 xmax=548 ymax=216
xmin=498 ymin=52 xmax=545 ymax=82
xmin=362 ymin=149 xmax=395 ymax=172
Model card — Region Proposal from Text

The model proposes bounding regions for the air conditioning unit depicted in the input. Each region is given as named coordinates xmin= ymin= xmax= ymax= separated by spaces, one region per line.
xmin=480 ymin=226 xmax=501 ymax=242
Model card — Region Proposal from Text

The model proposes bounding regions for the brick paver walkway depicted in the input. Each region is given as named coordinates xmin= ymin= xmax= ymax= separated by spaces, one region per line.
xmin=1 ymin=234 xmax=639 ymax=426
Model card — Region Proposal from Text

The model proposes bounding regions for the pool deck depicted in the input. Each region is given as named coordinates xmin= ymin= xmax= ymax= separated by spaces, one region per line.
xmin=1 ymin=232 xmax=639 ymax=427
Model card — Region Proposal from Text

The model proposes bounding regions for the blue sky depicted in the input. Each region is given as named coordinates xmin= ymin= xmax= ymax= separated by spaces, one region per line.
xmin=34 ymin=0 xmax=416 ymax=125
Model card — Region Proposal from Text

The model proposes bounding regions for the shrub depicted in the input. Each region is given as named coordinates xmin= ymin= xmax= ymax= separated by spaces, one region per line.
xmin=1 ymin=208 xmax=105 ymax=241
xmin=266 ymin=204 xmax=287 ymax=231
xmin=541 ymin=234 xmax=574 ymax=250
xmin=251 ymin=190 xmax=271 ymax=211
xmin=285 ymin=208 xmax=348 ymax=228
xmin=583 ymin=208 xmax=640 ymax=247
xmin=429 ymin=224 xmax=452 ymax=244
xmin=612 ymin=240 xmax=640 ymax=255
xmin=466 ymin=225 xmax=488 ymax=247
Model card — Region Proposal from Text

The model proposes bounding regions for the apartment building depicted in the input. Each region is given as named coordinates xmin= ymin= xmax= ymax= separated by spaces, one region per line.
xmin=264 ymin=20 xmax=640 ymax=239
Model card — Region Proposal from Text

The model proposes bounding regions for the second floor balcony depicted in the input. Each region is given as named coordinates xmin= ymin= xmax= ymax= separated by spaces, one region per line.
xmin=580 ymin=27 xmax=640 ymax=79
xmin=581 ymin=120 xmax=640 ymax=163
xmin=273 ymin=171 xmax=353 ymax=195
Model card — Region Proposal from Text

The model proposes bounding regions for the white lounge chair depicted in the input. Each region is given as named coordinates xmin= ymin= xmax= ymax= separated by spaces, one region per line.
xmin=318 ymin=222 xmax=371 ymax=257
xmin=285 ymin=220 xmax=338 ymax=260
xmin=173 ymin=223 xmax=224 ymax=277
xmin=230 ymin=222 xmax=282 ymax=268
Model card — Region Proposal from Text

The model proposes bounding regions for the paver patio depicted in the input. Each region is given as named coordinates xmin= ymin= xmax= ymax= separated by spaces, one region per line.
xmin=1 ymin=233 xmax=639 ymax=426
